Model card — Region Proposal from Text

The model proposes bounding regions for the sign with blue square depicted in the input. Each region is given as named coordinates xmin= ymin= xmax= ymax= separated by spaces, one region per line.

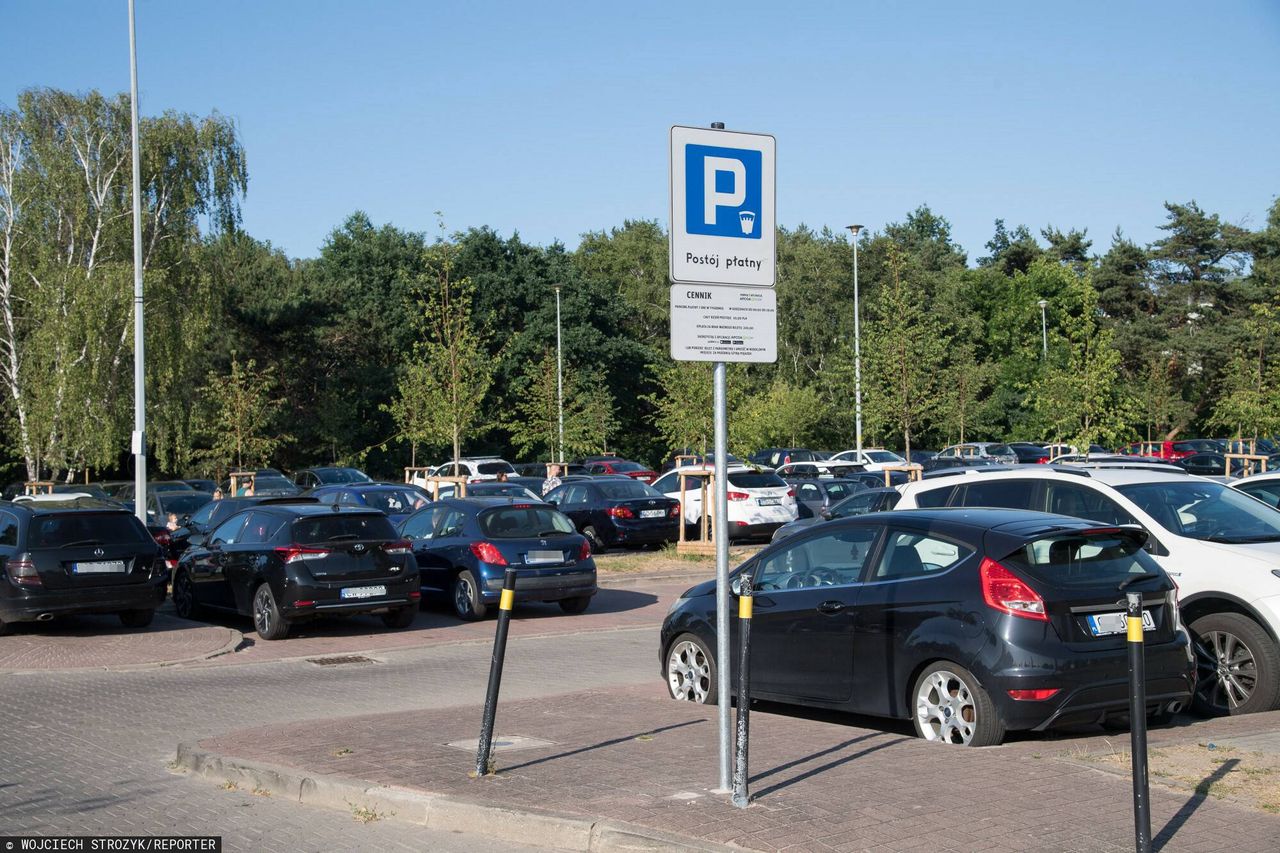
xmin=684 ymin=145 xmax=763 ymax=239
xmin=669 ymin=126 xmax=775 ymax=289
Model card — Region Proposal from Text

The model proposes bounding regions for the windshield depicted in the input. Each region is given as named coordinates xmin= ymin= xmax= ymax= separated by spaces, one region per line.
xmin=157 ymin=493 xmax=212 ymax=516
xmin=293 ymin=514 xmax=397 ymax=543
xmin=29 ymin=513 xmax=149 ymax=548
xmin=727 ymin=472 xmax=787 ymax=489
xmin=478 ymin=462 xmax=516 ymax=475
xmin=1116 ymin=481 xmax=1280 ymax=543
xmin=470 ymin=484 xmax=540 ymax=500
xmin=358 ymin=488 xmax=427 ymax=514
xmin=318 ymin=468 xmax=370 ymax=484
xmin=866 ymin=450 xmax=903 ymax=463
xmin=254 ymin=476 xmax=297 ymax=491
xmin=479 ymin=506 xmax=575 ymax=538
xmin=610 ymin=461 xmax=647 ymax=473
xmin=597 ymin=481 xmax=662 ymax=500
xmin=1003 ymin=530 xmax=1164 ymax=589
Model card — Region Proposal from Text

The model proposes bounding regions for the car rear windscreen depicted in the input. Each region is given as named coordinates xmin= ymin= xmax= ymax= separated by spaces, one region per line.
xmin=610 ymin=461 xmax=646 ymax=473
xmin=478 ymin=462 xmax=516 ymax=475
xmin=597 ymin=481 xmax=662 ymax=500
xmin=159 ymin=493 xmax=213 ymax=516
xmin=29 ymin=513 xmax=149 ymax=548
xmin=479 ymin=506 xmax=575 ymax=538
xmin=292 ymin=514 xmax=397 ymax=543
xmin=727 ymin=472 xmax=787 ymax=489
xmin=1001 ymin=530 xmax=1161 ymax=589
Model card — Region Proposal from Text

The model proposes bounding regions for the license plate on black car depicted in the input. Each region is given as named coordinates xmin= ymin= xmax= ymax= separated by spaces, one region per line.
xmin=341 ymin=585 xmax=386 ymax=600
xmin=1087 ymin=610 xmax=1155 ymax=636
xmin=639 ymin=509 xmax=665 ymax=518
xmin=73 ymin=560 xmax=126 ymax=574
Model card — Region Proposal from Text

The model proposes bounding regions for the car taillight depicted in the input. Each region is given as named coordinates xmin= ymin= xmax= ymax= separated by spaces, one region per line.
xmin=979 ymin=557 xmax=1047 ymax=621
xmin=1036 ymin=457 xmax=1049 ymax=464
xmin=578 ymin=539 xmax=591 ymax=560
xmin=383 ymin=540 xmax=411 ymax=555
xmin=786 ymin=489 xmax=795 ymax=498
xmin=608 ymin=506 xmax=635 ymax=519
xmin=727 ymin=491 xmax=750 ymax=501
xmin=669 ymin=503 xmax=681 ymax=517
xmin=469 ymin=478 xmax=483 ymax=484
xmin=152 ymin=530 xmax=171 ymax=547
xmin=274 ymin=545 xmax=331 ymax=564
xmin=6 ymin=554 xmax=40 ymax=587
xmin=470 ymin=541 xmax=508 ymax=566
xmin=1007 ymin=688 xmax=1060 ymax=701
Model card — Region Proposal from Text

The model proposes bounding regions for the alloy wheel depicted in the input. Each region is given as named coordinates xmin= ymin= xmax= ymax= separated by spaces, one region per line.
xmin=1196 ymin=630 xmax=1257 ymax=712
xmin=455 ymin=574 xmax=474 ymax=617
xmin=916 ymin=670 xmax=978 ymax=745
xmin=667 ymin=639 xmax=712 ymax=702
xmin=253 ymin=586 xmax=273 ymax=636
xmin=173 ymin=573 xmax=193 ymax=617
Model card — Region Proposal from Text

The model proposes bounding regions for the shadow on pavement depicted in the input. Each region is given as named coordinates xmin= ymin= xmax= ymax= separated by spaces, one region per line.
xmin=501 ymin=719 xmax=705 ymax=773
xmin=1153 ymin=756 xmax=1241 ymax=851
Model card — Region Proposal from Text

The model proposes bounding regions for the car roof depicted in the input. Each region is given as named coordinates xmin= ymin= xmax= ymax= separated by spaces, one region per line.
xmin=905 ymin=464 xmax=1191 ymax=491
xmin=256 ymin=504 xmax=386 ymax=517
xmin=822 ymin=506 xmax=1123 ymax=542
xmin=1 ymin=498 xmax=131 ymax=515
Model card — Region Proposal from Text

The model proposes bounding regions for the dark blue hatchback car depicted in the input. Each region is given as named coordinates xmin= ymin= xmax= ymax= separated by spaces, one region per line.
xmin=661 ymin=508 xmax=1195 ymax=746
xmin=398 ymin=498 xmax=597 ymax=620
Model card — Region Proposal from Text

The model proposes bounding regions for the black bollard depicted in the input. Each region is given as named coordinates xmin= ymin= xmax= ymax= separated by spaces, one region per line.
xmin=475 ymin=567 xmax=518 ymax=777
xmin=731 ymin=576 xmax=753 ymax=808
xmin=1127 ymin=590 xmax=1152 ymax=853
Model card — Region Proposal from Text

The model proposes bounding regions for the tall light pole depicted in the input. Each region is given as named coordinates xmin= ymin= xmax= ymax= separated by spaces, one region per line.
xmin=554 ymin=284 xmax=564 ymax=464
xmin=846 ymin=225 xmax=864 ymax=460
xmin=128 ymin=0 xmax=147 ymax=523
xmin=1037 ymin=299 xmax=1048 ymax=359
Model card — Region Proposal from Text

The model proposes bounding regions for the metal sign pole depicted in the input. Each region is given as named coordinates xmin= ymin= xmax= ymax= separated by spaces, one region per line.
xmin=128 ymin=0 xmax=147 ymax=524
xmin=713 ymin=360 xmax=730 ymax=791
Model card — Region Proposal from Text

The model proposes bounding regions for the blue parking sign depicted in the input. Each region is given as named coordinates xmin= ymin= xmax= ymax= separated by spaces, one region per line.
xmin=685 ymin=145 xmax=762 ymax=239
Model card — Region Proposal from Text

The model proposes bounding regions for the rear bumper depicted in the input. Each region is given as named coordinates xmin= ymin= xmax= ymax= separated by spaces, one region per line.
xmin=611 ymin=522 xmax=678 ymax=546
xmin=481 ymin=569 xmax=597 ymax=603
xmin=281 ymin=575 xmax=419 ymax=617
xmin=728 ymin=521 xmax=785 ymax=541
xmin=0 ymin=580 xmax=165 ymax=622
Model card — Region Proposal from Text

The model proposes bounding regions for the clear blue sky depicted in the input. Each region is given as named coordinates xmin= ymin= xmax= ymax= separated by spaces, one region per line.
xmin=5 ymin=1 xmax=1279 ymax=261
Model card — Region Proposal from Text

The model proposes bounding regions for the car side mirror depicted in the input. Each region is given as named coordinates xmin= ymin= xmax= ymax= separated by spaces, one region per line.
xmin=730 ymin=575 xmax=744 ymax=596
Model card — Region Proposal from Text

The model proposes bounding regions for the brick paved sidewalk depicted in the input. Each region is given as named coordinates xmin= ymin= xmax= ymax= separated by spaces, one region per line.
xmin=0 ymin=612 xmax=238 ymax=671
xmin=196 ymin=682 xmax=1280 ymax=852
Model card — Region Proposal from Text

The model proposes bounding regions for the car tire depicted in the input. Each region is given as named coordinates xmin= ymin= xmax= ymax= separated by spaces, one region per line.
xmin=381 ymin=606 xmax=417 ymax=629
xmin=452 ymin=570 xmax=487 ymax=621
xmin=118 ymin=609 xmax=155 ymax=629
xmin=172 ymin=570 xmax=203 ymax=620
xmin=252 ymin=583 xmax=290 ymax=640
xmin=558 ymin=595 xmax=591 ymax=615
xmin=583 ymin=526 xmax=606 ymax=554
xmin=665 ymin=633 xmax=717 ymax=704
xmin=1190 ymin=612 xmax=1280 ymax=716
xmin=912 ymin=662 xmax=1005 ymax=747
xmin=0 ymin=616 xmax=11 ymax=636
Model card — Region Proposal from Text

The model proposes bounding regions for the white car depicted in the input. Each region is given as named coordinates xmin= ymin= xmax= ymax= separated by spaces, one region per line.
xmin=426 ymin=457 xmax=517 ymax=483
xmin=1231 ymin=471 xmax=1280 ymax=508
xmin=829 ymin=448 xmax=907 ymax=471
xmin=895 ymin=464 xmax=1280 ymax=716
xmin=651 ymin=465 xmax=797 ymax=540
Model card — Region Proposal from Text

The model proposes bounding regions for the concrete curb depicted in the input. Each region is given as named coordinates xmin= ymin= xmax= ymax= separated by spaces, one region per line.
xmin=597 ymin=570 xmax=712 ymax=588
xmin=0 ymin=627 xmax=244 ymax=675
xmin=175 ymin=741 xmax=734 ymax=852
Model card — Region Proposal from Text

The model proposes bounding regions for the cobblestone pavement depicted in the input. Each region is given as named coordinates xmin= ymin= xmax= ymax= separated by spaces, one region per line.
xmin=199 ymin=684 xmax=1280 ymax=853
xmin=0 ymin=622 xmax=657 ymax=851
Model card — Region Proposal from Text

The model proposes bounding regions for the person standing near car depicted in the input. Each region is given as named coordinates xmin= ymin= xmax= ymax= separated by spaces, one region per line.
xmin=542 ymin=463 xmax=562 ymax=495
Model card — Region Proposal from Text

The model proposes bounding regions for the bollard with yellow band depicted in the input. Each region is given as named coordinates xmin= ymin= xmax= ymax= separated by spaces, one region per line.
xmin=1126 ymin=589 xmax=1152 ymax=853
xmin=475 ymin=567 xmax=519 ymax=777
xmin=731 ymin=576 xmax=754 ymax=808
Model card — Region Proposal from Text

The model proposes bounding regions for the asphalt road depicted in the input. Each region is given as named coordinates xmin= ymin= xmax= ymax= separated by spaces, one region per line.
xmin=0 ymin=624 xmax=657 ymax=851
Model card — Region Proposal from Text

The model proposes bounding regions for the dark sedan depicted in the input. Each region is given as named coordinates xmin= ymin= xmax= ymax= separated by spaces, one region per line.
xmin=771 ymin=487 xmax=901 ymax=542
xmin=662 ymin=509 xmax=1194 ymax=746
xmin=398 ymin=498 xmax=596 ymax=620
xmin=173 ymin=504 xmax=419 ymax=639
xmin=292 ymin=467 xmax=373 ymax=490
xmin=788 ymin=478 xmax=867 ymax=519
xmin=308 ymin=484 xmax=431 ymax=525
xmin=0 ymin=501 xmax=165 ymax=632
xmin=544 ymin=478 xmax=681 ymax=552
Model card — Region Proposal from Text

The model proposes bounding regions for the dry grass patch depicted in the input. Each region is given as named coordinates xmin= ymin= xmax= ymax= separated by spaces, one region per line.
xmin=1086 ymin=742 xmax=1280 ymax=813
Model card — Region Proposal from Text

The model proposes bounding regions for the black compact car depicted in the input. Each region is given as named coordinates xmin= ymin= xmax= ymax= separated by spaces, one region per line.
xmin=172 ymin=504 xmax=419 ymax=639
xmin=662 ymin=508 xmax=1195 ymax=746
xmin=543 ymin=478 xmax=681 ymax=552
xmin=787 ymin=478 xmax=868 ymax=519
xmin=0 ymin=500 xmax=166 ymax=632
xmin=398 ymin=498 xmax=596 ymax=620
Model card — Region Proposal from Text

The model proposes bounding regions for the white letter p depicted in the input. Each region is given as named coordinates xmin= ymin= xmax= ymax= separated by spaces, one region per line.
xmin=704 ymin=157 xmax=745 ymax=225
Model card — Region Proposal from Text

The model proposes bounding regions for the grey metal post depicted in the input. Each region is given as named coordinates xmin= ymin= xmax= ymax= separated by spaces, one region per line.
xmin=713 ymin=360 xmax=730 ymax=791
xmin=846 ymin=225 xmax=864 ymax=459
xmin=555 ymin=285 xmax=564 ymax=464
xmin=1038 ymin=299 xmax=1048 ymax=359
xmin=128 ymin=0 xmax=147 ymax=523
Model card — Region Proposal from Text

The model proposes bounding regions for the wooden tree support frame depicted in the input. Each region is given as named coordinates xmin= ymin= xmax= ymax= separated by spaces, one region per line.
xmin=1225 ymin=453 xmax=1268 ymax=478
xmin=228 ymin=471 xmax=256 ymax=496
xmin=23 ymin=481 xmax=54 ymax=496
xmin=403 ymin=468 xmax=468 ymax=500
xmin=880 ymin=464 xmax=923 ymax=486
xmin=676 ymin=470 xmax=716 ymax=557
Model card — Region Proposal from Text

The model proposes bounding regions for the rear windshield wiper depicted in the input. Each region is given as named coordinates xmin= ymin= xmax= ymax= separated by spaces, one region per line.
xmin=1119 ymin=572 xmax=1161 ymax=590
xmin=537 ymin=530 xmax=569 ymax=537
xmin=326 ymin=533 xmax=360 ymax=542
xmin=61 ymin=539 xmax=105 ymax=548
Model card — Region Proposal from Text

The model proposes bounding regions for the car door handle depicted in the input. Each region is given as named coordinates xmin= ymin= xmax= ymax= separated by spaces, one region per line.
xmin=817 ymin=600 xmax=847 ymax=614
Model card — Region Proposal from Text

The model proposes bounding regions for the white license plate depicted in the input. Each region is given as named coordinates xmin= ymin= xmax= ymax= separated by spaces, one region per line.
xmin=639 ymin=509 xmax=666 ymax=518
xmin=73 ymin=560 xmax=127 ymax=574
xmin=757 ymin=497 xmax=781 ymax=506
xmin=340 ymin=585 xmax=386 ymax=600
xmin=526 ymin=550 xmax=562 ymax=564
xmin=1087 ymin=610 xmax=1155 ymax=637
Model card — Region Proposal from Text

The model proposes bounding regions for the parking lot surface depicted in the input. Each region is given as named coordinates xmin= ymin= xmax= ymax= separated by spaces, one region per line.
xmin=0 ymin=612 xmax=239 ymax=671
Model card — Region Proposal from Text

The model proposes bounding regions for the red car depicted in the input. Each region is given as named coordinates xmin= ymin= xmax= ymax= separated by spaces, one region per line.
xmin=1120 ymin=440 xmax=1205 ymax=461
xmin=584 ymin=458 xmax=658 ymax=484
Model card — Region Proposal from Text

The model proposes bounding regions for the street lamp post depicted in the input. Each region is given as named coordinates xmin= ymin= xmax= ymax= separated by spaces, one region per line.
xmin=846 ymin=225 xmax=864 ymax=460
xmin=554 ymin=284 xmax=564 ymax=464
xmin=128 ymin=0 xmax=147 ymax=524
xmin=1037 ymin=299 xmax=1048 ymax=359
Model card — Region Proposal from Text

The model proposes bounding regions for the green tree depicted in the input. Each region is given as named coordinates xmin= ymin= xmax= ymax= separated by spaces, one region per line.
xmin=505 ymin=351 xmax=617 ymax=462
xmin=195 ymin=354 xmax=291 ymax=472
xmin=1207 ymin=303 xmax=1280 ymax=443
xmin=734 ymin=379 xmax=829 ymax=452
